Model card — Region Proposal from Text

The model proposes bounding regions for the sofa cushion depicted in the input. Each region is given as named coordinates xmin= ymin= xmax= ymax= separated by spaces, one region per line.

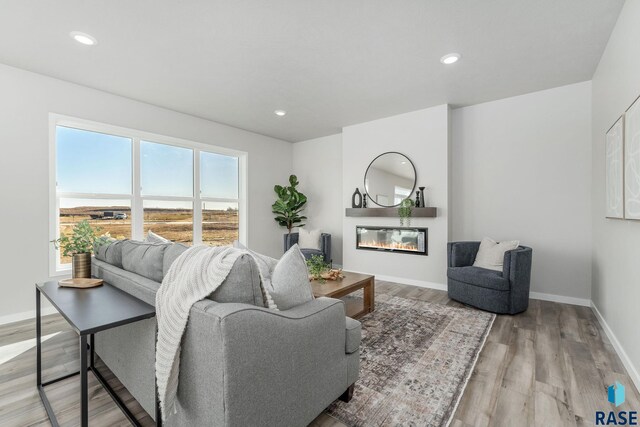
xmin=121 ymin=240 xmax=170 ymax=283
xmin=163 ymin=243 xmax=189 ymax=278
xmin=94 ymin=239 xmax=125 ymax=269
xmin=270 ymin=245 xmax=315 ymax=310
xmin=210 ymin=254 xmax=265 ymax=307
xmin=233 ymin=241 xmax=279 ymax=309
xmin=345 ymin=317 xmax=361 ymax=354
xmin=92 ymin=258 xmax=159 ymax=305
xmin=447 ymin=266 xmax=510 ymax=291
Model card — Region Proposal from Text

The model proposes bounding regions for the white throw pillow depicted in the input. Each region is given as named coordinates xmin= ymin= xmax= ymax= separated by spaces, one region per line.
xmin=298 ymin=228 xmax=321 ymax=250
xmin=473 ymin=238 xmax=520 ymax=271
xmin=145 ymin=230 xmax=171 ymax=243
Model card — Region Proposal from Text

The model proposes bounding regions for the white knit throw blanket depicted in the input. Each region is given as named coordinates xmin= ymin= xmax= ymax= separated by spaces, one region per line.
xmin=155 ymin=245 xmax=247 ymax=419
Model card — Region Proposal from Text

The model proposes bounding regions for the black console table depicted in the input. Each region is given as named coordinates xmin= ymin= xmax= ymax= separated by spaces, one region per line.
xmin=36 ymin=281 xmax=159 ymax=426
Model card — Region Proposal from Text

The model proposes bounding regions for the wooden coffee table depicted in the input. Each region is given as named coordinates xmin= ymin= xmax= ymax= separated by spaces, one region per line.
xmin=311 ymin=271 xmax=374 ymax=319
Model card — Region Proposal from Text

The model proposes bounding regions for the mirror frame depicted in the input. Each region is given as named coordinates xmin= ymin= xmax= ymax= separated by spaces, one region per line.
xmin=363 ymin=151 xmax=417 ymax=207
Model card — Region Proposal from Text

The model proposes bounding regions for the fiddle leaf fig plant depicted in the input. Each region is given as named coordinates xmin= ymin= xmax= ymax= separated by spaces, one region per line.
xmin=398 ymin=198 xmax=414 ymax=226
xmin=272 ymin=175 xmax=307 ymax=234
xmin=51 ymin=220 xmax=109 ymax=257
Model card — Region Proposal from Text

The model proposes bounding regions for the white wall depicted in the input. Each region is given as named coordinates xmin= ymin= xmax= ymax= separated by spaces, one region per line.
xmin=342 ymin=105 xmax=450 ymax=286
xmin=0 ymin=63 xmax=292 ymax=322
xmin=451 ymin=82 xmax=592 ymax=302
xmin=591 ymin=0 xmax=640 ymax=388
xmin=292 ymin=134 xmax=344 ymax=265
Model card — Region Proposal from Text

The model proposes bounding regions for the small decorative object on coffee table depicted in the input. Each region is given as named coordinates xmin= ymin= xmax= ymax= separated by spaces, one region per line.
xmin=311 ymin=271 xmax=374 ymax=319
xmin=35 ymin=281 xmax=160 ymax=427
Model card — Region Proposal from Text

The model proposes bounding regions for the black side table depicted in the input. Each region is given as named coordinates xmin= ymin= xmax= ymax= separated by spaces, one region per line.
xmin=36 ymin=281 xmax=160 ymax=427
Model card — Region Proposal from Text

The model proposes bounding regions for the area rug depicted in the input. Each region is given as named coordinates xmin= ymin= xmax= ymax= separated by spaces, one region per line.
xmin=327 ymin=294 xmax=495 ymax=427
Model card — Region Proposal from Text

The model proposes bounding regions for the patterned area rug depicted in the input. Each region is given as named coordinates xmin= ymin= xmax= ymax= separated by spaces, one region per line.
xmin=327 ymin=294 xmax=495 ymax=427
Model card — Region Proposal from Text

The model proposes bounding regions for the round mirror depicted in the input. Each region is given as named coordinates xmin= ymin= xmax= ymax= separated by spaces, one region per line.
xmin=364 ymin=152 xmax=416 ymax=207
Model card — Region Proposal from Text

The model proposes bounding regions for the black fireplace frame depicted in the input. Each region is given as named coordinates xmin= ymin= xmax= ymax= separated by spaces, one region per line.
xmin=355 ymin=226 xmax=428 ymax=256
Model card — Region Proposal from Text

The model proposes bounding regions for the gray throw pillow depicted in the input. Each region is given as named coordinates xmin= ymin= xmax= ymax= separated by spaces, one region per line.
xmin=269 ymin=244 xmax=314 ymax=310
xmin=233 ymin=240 xmax=279 ymax=308
xmin=121 ymin=240 xmax=170 ymax=283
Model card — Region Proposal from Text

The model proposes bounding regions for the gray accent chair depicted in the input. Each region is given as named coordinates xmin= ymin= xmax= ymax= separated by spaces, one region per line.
xmin=92 ymin=240 xmax=359 ymax=426
xmin=447 ymin=241 xmax=533 ymax=314
xmin=284 ymin=232 xmax=332 ymax=265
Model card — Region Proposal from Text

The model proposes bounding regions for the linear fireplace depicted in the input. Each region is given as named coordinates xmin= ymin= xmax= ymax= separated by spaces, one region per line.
xmin=356 ymin=226 xmax=428 ymax=255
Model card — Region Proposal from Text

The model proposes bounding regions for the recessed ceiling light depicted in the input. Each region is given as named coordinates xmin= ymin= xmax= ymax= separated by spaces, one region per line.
xmin=70 ymin=31 xmax=97 ymax=46
xmin=274 ymin=110 xmax=287 ymax=117
xmin=440 ymin=53 xmax=461 ymax=65
xmin=401 ymin=161 xmax=407 ymax=164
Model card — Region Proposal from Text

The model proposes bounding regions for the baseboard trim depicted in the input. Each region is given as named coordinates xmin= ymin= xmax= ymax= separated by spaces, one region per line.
xmin=591 ymin=302 xmax=640 ymax=393
xmin=0 ymin=306 xmax=57 ymax=326
xmin=529 ymin=291 xmax=591 ymax=307
xmin=360 ymin=272 xmax=448 ymax=292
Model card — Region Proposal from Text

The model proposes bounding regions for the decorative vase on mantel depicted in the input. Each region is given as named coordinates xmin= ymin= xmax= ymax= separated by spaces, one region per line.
xmin=352 ymin=188 xmax=363 ymax=208
xmin=72 ymin=253 xmax=92 ymax=278
xmin=419 ymin=186 xmax=426 ymax=207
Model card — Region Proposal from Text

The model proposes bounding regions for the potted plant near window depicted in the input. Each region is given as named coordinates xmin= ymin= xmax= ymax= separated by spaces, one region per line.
xmin=52 ymin=220 xmax=108 ymax=278
xmin=272 ymin=175 xmax=307 ymax=247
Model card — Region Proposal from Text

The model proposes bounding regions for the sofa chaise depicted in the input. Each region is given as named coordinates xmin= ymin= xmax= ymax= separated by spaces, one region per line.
xmin=91 ymin=240 xmax=360 ymax=426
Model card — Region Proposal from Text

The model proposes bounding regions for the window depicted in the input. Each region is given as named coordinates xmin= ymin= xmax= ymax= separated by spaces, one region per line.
xmin=394 ymin=186 xmax=412 ymax=205
xmin=51 ymin=115 xmax=246 ymax=274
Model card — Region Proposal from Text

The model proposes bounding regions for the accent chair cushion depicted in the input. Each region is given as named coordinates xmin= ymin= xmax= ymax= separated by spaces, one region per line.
xmin=300 ymin=248 xmax=323 ymax=260
xmin=447 ymin=266 xmax=510 ymax=291
xmin=472 ymin=237 xmax=519 ymax=271
xmin=121 ymin=240 xmax=170 ymax=283
xmin=298 ymin=228 xmax=321 ymax=250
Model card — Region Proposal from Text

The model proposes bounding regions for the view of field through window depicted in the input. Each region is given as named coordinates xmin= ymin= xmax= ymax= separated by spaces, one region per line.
xmin=56 ymin=125 xmax=240 ymax=267
xmin=59 ymin=204 xmax=239 ymax=264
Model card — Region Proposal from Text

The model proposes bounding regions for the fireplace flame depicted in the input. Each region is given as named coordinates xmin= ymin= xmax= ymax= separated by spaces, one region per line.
xmin=358 ymin=240 xmax=419 ymax=251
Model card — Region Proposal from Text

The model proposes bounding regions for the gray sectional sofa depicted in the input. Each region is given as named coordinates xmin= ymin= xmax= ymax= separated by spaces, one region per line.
xmin=92 ymin=240 xmax=360 ymax=426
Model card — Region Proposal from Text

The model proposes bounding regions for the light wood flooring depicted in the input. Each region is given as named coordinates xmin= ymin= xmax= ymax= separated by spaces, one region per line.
xmin=0 ymin=281 xmax=638 ymax=426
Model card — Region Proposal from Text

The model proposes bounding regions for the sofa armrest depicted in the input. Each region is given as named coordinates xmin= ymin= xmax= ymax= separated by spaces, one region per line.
xmin=448 ymin=241 xmax=480 ymax=267
xmin=503 ymin=246 xmax=533 ymax=287
xmin=172 ymin=297 xmax=354 ymax=427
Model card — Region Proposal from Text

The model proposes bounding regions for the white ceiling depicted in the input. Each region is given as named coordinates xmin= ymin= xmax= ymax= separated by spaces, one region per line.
xmin=0 ymin=0 xmax=623 ymax=142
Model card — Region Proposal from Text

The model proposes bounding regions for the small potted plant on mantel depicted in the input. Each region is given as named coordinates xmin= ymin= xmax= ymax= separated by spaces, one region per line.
xmin=272 ymin=175 xmax=307 ymax=246
xmin=52 ymin=220 xmax=108 ymax=279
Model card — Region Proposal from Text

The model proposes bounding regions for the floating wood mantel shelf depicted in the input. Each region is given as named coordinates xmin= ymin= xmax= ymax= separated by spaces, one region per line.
xmin=345 ymin=207 xmax=437 ymax=218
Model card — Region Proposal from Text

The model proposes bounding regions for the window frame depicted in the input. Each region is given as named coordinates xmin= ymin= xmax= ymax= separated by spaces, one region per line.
xmin=49 ymin=113 xmax=248 ymax=276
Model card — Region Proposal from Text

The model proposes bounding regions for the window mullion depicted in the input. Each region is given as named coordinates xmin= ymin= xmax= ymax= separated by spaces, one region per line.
xmin=193 ymin=149 xmax=203 ymax=245
xmin=132 ymin=137 xmax=143 ymax=240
